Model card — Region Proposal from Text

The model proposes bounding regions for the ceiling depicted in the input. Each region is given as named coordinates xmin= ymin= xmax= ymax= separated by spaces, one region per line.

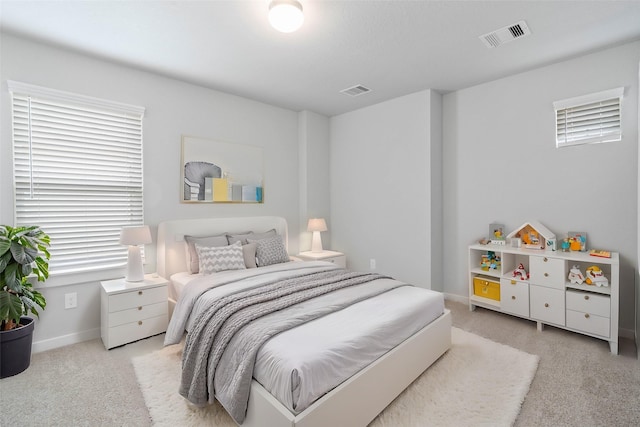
xmin=2 ymin=0 xmax=640 ymax=116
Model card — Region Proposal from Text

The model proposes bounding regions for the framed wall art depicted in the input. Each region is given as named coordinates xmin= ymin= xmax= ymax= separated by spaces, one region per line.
xmin=181 ymin=135 xmax=264 ymax=203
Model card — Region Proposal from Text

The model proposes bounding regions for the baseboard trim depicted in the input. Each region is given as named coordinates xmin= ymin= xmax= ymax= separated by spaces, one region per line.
xmin=32 ymin=328 xmax=100 ymax=354
xmin=443 ymin=293 xmax=468 ymax=305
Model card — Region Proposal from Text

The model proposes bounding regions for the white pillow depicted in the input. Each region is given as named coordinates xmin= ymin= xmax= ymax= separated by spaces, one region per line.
xmin=196 ymin=241 xmax=246 ymax=274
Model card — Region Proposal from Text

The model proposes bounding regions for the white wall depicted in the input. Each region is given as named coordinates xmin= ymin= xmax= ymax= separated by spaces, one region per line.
xmin=330 ymin=90 xmax=440 ymax=289
xmin=298 ymin=111 xmax=331 ymax=252
xmin=0 ymin=34 xmax=305 ymax=350
xmin=443 ymin=41 xmax=640 ymax=336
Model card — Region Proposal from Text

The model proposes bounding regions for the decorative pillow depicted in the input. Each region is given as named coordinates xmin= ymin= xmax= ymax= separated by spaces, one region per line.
xmin=196 ymin=241 xmax=246 ymax=275
xmin=227 ymin=228 xmax=276 ymax=245
xmin=184 ymin=234 xmax=228 ymax=274
xmin=242 ymin=242 xmax=258 ymax=269
xmin=248 ymin=235 xmax=289 ymax=267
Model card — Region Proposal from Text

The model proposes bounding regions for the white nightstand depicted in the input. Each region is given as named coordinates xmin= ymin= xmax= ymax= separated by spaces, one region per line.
xmin=297 ymin=250 xmax=346 ymax=268
xmin=100 ymin=274 xmax=169 ymax=350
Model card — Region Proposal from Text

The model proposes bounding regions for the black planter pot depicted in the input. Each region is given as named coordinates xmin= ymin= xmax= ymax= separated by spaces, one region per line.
xmin=0 ymin=317 xmax=35 ymax=378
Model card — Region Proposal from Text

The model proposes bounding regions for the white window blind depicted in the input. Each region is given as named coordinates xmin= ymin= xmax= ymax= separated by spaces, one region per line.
xmin=554 ymin=87 xmax=624 ymax=148
xmin=8 ymin=81 xmax=146 ymax=274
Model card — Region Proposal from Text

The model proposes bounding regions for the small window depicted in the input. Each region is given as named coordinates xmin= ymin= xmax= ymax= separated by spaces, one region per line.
xmin=554 ymin=87 xmax=624 ymax=148
xmin=8 ymin=81 xmax=146 ymax=275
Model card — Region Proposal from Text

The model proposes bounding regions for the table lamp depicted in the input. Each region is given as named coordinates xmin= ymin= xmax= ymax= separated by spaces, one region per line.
xmin=307 ymin=218 xmax=328 ymax=253
xmin=119 ymin=225 xmax=152 ymax=282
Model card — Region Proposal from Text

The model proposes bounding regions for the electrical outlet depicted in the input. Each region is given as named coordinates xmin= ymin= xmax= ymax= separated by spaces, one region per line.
xmin=64 ymin=292 xmax=77 ymax=309
xmin=370 ymin=259 xmax=376 ymax=270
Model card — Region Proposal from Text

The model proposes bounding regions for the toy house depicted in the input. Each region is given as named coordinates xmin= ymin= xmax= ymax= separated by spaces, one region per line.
xmin=507 ymin=221 xmax=556 ymax=250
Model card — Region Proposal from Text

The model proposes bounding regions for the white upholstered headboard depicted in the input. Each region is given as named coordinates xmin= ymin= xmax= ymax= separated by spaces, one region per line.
xmin=156 ymin=216 xmax=288 ymax=279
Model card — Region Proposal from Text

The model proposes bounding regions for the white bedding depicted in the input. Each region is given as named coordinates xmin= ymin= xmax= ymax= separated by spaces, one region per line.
xmin=167 ymin=261 xmax=445 ymax=415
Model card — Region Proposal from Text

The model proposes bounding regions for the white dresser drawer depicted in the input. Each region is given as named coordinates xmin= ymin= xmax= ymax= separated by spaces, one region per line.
xmin=566 ymin=310 xmax=610 ymax=337
xmin=530 ymin=285 xmax=565 ymax=326
xmin=530 ymin=256 xmax=565 ymax=289
xmin=566 ymin=290 xmax=610 ymax=318
xmin=108 ymin=301 xmax=168 ymax=327
xmin=107 ymin=286 xmax=167 ymax=312
xmin=500 ymin=278 xmax=529 ymax=317
xmin=106 ymin=314 xmax=168 ymax=349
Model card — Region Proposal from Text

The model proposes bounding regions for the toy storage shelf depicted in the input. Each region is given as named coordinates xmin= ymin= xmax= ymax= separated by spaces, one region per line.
xmin=468 ymin=243 xmax=619 ymax=354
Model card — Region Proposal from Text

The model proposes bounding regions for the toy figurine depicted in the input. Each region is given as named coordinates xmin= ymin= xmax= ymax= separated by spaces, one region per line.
xmin=512 ymin=263 xmax=529 ymax=280
xmin=585 ymin=266 xmax=609 ymax=287
xmin=568 ymin=265 xmax=585 ymax=284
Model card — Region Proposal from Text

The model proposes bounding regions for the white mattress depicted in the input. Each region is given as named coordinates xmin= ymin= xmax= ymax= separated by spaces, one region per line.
xmin=169 ymin=263 xmax=445 ymax=414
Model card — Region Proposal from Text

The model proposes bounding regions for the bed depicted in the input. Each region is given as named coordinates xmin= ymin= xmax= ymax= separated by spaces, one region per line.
xmin=157 ymin=216 xmax=451 ymax=427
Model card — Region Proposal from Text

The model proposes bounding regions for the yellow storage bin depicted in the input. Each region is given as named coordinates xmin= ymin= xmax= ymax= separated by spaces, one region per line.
xmin=473 ymin=276 xmax=500 ymax=301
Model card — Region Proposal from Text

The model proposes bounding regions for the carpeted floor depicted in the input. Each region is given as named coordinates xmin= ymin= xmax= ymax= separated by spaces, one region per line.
xmin=132 ymin=327 xmax=538 ymax=427
xmin=1 ymin=300 xmax=638 ymax=426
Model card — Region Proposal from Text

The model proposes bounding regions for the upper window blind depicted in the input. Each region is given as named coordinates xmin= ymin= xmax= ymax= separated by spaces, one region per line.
xmin=8 ymin=81 xmax=146 ymax=275
xmin=554 ymin=87 xmax=624 ymax=148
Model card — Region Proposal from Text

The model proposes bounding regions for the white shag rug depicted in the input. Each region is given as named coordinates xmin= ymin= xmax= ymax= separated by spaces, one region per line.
xmin=132 ymin=327 xmax=539 ymax=426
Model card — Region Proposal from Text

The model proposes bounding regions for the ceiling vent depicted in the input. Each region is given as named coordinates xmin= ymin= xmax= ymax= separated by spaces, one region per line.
xmin=480 ymin=20 xmax=531 ymax=48
xmin=340 ymin=85 xmax=372 ymax=97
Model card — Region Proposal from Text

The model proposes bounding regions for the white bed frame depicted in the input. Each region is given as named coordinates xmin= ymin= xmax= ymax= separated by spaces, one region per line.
xmin=157 ymin=216 xmax=452 ymax=427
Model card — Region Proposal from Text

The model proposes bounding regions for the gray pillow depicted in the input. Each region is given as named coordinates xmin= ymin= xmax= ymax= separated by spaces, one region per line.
xmin=185 ymin=234 xmax=228 ymax=274
xmin=227 ymin=228 xmax=277 ymax=245
xmin=248 ymin=235 xmax=289 ymax=267
xmin=242 ymin=242 xmax=258 ymax=269
xmin=196 ymin=241 xmax=246 ymax=275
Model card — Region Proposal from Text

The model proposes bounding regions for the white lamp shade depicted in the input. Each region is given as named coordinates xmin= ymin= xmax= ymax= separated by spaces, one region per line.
xmin=119 ymin=225 xmax=151 ymax=282
xmin=268 ymin=0 xmax=304 ymax=33
xmin=119 ymin=225 xmax=152 ymax=246
xmin=307 ymin=218 xmax=328 ymax=232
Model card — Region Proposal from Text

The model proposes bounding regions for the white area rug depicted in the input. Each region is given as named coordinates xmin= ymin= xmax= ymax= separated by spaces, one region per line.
xmin=132 ymin=327 xmax=539 ymax=426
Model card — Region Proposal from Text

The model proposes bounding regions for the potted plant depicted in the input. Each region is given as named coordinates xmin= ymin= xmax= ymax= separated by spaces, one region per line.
xmin=0 ymin=225 xmax=50 ymax=378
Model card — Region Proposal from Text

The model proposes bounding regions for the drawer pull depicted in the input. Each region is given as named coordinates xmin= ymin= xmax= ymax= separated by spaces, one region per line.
xmin=138 ymin=306 xmax=142 ymax=311
xmin=585 ymin=313 xmax=590 ymax=319
xmin=544 ymin=303 xmax=549 ymax=308
xmin=512 ymin=296 xmax=516 ymax=300
xmin=510 ymin=280 xmax=516 ymax=285
xmin=138 ymin=291 xmax=143 ymax=296
xmin=138 ymin=321 xmax=143 ymax=326
xmin=543 ymin=257 xmax=548 ymax=262
xmin=544 ymin=273 xmax=549 ymax=277
xmin=584 ymin=295 xmax=590 ymax=300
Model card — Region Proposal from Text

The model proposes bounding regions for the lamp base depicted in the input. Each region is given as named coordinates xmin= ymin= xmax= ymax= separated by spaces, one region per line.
xmin=125 ymin=246 xmax=145 ymax=282
xmin=311 ymin=231 xmax=324 ymax=253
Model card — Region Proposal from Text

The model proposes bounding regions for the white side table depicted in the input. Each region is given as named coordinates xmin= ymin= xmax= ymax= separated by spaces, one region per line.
xmin=297 ymin=250 xmax=346 ymax=268
xmin=100 ymin=274 xmax=169 ymax=349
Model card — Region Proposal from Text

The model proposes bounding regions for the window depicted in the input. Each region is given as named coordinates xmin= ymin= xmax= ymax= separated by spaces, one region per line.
xmin=8 ymin=81 xmax=145 ymax=275
xmin=554 ymin=87 xmax=624 ymax=148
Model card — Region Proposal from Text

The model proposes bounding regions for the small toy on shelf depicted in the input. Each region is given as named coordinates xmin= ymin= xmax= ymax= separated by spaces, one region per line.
xmin=512 ymin=263 xmax=529 ymax=280
xmin=561 ymin=238 xmax=570 ymax=252
xmin=568 ymin=265 xmax=585 ymax=284
xmin=480 ymin=251 xmax=501 ymax=271
xmin=568 ymin=231 xmax=587 ymax=252
xmin=585 ymin=266 xmax=609 ymax=287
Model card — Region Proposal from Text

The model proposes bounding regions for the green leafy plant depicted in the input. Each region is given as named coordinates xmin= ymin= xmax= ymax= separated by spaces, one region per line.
xmin=0 ymin=225 xmax=50 ymax=331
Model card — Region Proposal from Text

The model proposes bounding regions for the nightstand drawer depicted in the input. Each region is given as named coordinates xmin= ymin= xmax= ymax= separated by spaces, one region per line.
xmin=324 ymin=255 xmax=346 ymax=268
xmin=530 ymin=256 xmax=565 ymax=289
xmin=107 ymin=286 xmax=167 ymax=312
xmin=106 ymin=314 xmax=168 ymax=349
xmin=108 ymin=301 xmax=168 ymax=327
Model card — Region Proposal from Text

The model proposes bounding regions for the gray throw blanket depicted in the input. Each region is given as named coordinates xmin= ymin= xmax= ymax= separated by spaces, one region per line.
xmin=179 ymin=269 xmax=402 ymax=424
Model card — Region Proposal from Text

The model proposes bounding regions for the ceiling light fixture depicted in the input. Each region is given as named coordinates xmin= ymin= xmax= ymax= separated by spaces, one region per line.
xmin=268 ymin=0 xmax=304 ymax=33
